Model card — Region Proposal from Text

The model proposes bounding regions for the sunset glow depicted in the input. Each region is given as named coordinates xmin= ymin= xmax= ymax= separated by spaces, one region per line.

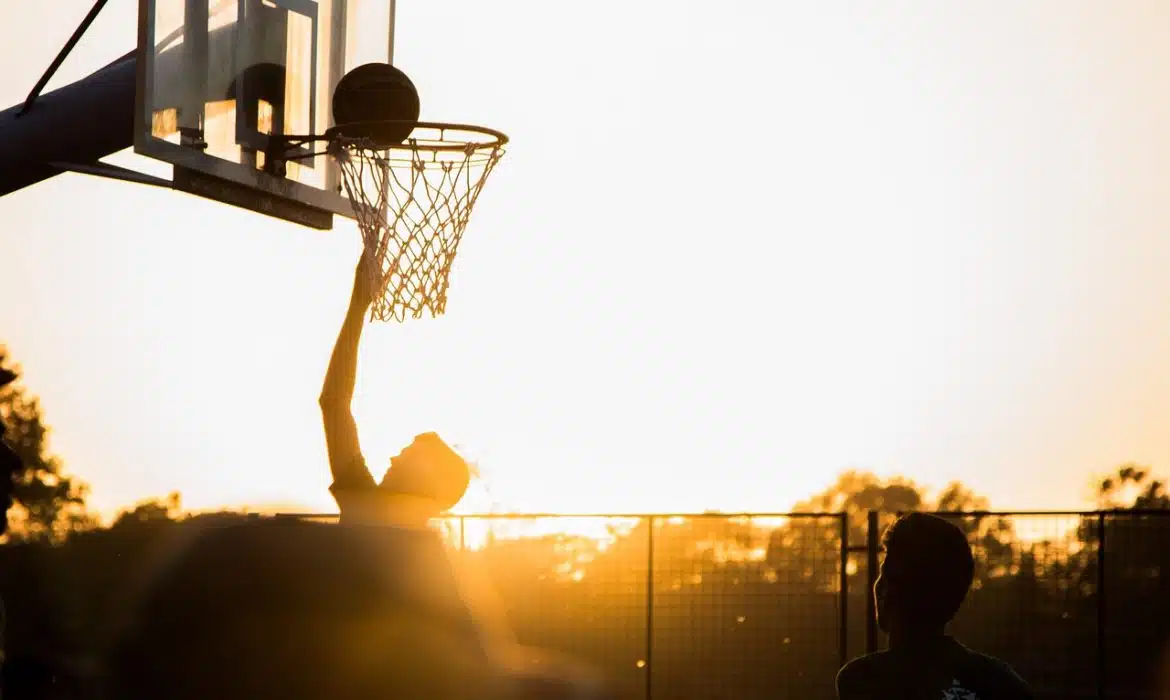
xmin=3 ymin=1 xmax=1170 ymax=522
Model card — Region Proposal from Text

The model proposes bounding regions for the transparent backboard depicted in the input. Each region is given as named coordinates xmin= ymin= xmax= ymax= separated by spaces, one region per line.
xmin=136 ymin=0 xmax=394 ymax=228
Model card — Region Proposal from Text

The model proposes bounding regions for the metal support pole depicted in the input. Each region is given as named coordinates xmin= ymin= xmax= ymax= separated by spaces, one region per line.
xmin=180 ymin=0 xmax=210 ymax=143
xmin=387 ymin=0 xmax=396 ymax=64
xmin=49 ymin=161 xmax=171 ymax=188
xmin=865 ymin=510 xmax=880 ymax=653
xmin=1097 ymin=511 xmax=1106 ymax=700
xmin=19 ymin=0 xmax=113 ymax=116
xmin=839 ymin=512 xmax=850 ymax=666
xmin=0 ymin=51 xmax=137 ymax=197
xmin=645 ymin=516 xmax=655 ymax=700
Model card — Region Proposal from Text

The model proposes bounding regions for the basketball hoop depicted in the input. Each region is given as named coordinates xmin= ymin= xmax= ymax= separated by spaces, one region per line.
xmin=324 ymin=121 xmax=508 ymax=322
xmin=255 ymin=60 xmax=506 ymax=322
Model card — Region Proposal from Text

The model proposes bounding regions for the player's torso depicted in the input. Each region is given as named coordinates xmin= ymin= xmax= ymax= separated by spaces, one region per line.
xmin=868 ymin=640 xmax=1010 ymax=700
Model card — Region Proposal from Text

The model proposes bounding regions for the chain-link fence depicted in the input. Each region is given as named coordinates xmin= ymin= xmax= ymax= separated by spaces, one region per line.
xmin=435 ymin=510 xmax=1168 ymax=700
xmin=435 ymin=513 xmax=848 ymax=700
xmin=0 ymin=509 xmax=1165 ymax=700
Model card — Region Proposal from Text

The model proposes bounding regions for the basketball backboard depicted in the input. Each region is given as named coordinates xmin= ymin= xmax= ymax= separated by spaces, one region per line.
xmin=135 ymin=0 xmax=394 ymax=229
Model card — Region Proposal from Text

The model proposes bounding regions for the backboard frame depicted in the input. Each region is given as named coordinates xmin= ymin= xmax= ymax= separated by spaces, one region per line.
xmin=133 ymin=0 xmax=396 ymax=229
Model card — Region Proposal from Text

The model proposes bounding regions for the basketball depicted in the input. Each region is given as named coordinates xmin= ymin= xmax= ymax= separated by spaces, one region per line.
xmin=332 ymin=63 xmax=421 ymax=147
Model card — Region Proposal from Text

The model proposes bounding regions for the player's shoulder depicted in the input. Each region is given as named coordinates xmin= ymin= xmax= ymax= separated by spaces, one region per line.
xmin=836 ymin=651 xmax=898 ymax=699
xmin=957 ymin=643 xmax=1034 ymax=699
xmin=838 ymin=650 xmax=895 ymax=677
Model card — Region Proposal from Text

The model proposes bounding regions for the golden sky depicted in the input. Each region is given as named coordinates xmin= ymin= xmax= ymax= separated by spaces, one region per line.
xmin=2 ymin=0 xmax=1170 ymax=520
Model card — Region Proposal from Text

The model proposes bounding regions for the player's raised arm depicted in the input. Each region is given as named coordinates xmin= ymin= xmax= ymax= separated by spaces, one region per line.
xmin=319 ymin=253 xmax=377 ymax=488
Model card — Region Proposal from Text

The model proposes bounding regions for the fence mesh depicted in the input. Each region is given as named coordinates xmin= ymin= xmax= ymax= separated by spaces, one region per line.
xmin=447 ymin=514 xmax=845 ymax=700
xmin=446 ymin=511 xmax=1169 ymax=700
xmin=649 ymin=514 xmax=844 ymax=700
xmin=454 ymin=516 xmax=648 ymax=698
xmin=1103 ymin=512 xmax=1170 ymax=700
xmin=0 ymin=510 xmax=1166 ymax=700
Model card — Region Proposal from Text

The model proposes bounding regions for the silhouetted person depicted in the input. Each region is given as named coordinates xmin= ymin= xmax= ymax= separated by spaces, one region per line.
xmin=836 ymin=513 xmax=1034 ymax=700
xmin=319 ymin=253 xmax=470 ymax=526
xmin=313 ymin=256 xmax=616 ymax=699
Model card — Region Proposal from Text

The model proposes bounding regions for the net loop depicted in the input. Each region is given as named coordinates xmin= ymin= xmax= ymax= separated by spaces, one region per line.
xmin=329 ymin=122 xmax=507 ymax=322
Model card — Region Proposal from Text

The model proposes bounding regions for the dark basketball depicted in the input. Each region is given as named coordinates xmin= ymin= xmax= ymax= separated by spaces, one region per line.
xmin=332 ymin=63 xmax=421 ymax=147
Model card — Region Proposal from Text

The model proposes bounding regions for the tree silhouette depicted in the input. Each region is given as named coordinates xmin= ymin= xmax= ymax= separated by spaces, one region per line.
xmin=1094 ymin=463 xmax=1169 ymax=510
xmin=0 ymin=348 xmax=92 ymax=541
xmin=769 ymin=471 xmax=1013 ymax=582
xmin=108 ymin=492 xmax=184 ymax=531
xmin=788 ymin=470 xmax=923 ymax=546
xmin=765 ymin=469 xmax=924 ymax=601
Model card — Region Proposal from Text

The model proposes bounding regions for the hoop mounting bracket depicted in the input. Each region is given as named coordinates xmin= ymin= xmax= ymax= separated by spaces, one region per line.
xmin=19 ymin=0 xmax=114 ymax=117
xmin=49 ymin=161 xmax=172 ymax=189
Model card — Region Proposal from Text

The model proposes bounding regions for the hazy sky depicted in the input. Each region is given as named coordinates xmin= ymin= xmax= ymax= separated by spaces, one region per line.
xmin=2 ymin=0 xmax=1170 ymax=519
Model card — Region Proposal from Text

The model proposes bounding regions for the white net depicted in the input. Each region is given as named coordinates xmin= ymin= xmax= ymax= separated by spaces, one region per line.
xmin=330 ymin=124 xmax=506 ymax=322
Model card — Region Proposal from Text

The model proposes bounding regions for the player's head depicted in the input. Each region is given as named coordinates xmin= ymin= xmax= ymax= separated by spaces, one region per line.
xmin=874 ymin=512 xmax=975 ymax=636
xmin=381 ymin=432 xmax=470 ymax=513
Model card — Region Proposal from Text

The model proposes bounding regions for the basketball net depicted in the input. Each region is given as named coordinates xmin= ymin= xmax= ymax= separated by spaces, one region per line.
xmin=330 ymin=125 xmax=506 ymax=322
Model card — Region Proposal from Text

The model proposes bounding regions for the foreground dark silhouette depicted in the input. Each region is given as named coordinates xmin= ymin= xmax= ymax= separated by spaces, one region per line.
xmin=0 ymin=491 xmax=1166 ymax=699
xmin=837 ymin=513 xmax=1033 ymax=700
xmin=103 ymin=517 xmax=615 ymax=700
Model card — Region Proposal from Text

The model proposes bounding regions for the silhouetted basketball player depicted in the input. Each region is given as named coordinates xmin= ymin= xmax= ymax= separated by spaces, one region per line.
xmin=319 ymin=253 xmax=470 ymax=526
xmin=314 ymin=257 xmax=618 ymax=700
xmin=836 ymin=513 xmax=1034 ymax=700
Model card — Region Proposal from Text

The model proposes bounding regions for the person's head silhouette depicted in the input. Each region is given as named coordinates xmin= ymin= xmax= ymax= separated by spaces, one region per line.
xmin=839 ymin=514 xmax=1031 ymax=700
xmin=874 ymin=512 xmax=975 ymax=641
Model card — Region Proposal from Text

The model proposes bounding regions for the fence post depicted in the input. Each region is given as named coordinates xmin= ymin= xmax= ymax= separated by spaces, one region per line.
xmin=839 ymin=512 xmax=849 ymax=667
xmin=645 ymin=516 xmax=655 ymax=700
xmin=1097 ymin=511 xmax=1106 ymax=700
xmin=866 ymin=510 xmax=879 ymax=654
